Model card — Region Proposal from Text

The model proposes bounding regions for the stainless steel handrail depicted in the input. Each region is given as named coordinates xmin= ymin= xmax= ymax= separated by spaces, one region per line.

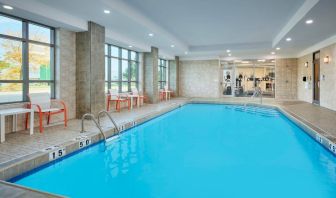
xmin=251 ymin=87 xmax=263 ymax=104
xmin=97 ymin=110 xmax=120 ymax=135
xmin=80 ymin=113 xmax=107 ymax=141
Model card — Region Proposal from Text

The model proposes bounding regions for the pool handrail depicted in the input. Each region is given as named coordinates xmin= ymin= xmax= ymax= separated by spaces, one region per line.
xmin=97 ymin=110 xmax=120 ymax=135
xmin=80 ymin=113 xmax=107 ymax=141
xmin=251 ymin=87 xmax=263 ymax=104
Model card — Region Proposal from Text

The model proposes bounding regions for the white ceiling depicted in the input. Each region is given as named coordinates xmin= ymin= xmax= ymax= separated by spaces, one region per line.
xmin=0 ymin=0 xmax=335 ymax=60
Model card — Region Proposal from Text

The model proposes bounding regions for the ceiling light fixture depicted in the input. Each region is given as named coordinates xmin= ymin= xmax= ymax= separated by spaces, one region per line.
xmin=258 ymin=59 xmax=266 ymax=62
xmin=305 ymin=19 xmax=314 ymax=24
xmin=104 ymin=10 xmax=110 ymax=14
xmin=3 ymin=5 xmax=13 ymax=10
xmin=276 ymin=47 xmax=280 ymax=50
xmin=129 ymin=45 xmax=133 ymax=48
xmin=271 ymin=60 xmax=275 ymax=63
xmin=271 ymin=52 xmax=275 ymax=55
xmin=171 ymin=45 xmax=175 ymax=48
xmin=242 ymin=61 xmax=249 ymax=64
xmin=148 ymin=33 xmax=154 ymax=37
xmin=286 ymin=37 xmax=292 ymax=42
xmin=228 ymin=54 xmax=232 ymax=56
xmin=226 ymin=50 xmax=231 ymax=53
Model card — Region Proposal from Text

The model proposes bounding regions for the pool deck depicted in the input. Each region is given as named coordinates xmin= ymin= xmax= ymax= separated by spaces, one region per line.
xmin=1 ymin=97 xmax=336 ymax=197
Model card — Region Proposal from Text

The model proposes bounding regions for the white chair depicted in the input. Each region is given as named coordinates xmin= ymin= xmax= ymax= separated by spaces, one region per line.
xmin=25 ymin=93 xmax=67 ymax=133
xmin=131 ymin=87 xmax=145 ymax=106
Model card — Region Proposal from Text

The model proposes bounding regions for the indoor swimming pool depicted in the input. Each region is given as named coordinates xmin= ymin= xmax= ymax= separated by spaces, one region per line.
xmin=11 ymin=104 xmax=336 ymax=198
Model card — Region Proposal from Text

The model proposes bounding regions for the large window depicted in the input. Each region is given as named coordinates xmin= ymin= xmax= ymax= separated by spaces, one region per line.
xmin=0 ymin=13 xmax=55 ymax=103
xmin=158 ymin=59 xmax=167 ymax=89
xmin=105 ymin=44 xmax=139 ymax=93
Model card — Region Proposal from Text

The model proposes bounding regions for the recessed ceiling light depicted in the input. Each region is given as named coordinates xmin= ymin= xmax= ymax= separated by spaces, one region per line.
xmin=148 ymin=33 xmax=154 ymax=37
xmin=129 ymin=45 xmax=133 ymax=48
xmin=228 ymin=54 xmax=232 ymax=56
xmin=286 ymin=37 xmax=292 ymax=42
xmin=258 ymin=59 xmax=266 ymax=62
xmin=3 ymin=5 xmax=13 ymax=10
xmin=271 ymin=52 xmax=275 ymax=55
xmin=226 ymin=49 xmax=231 ymax=53
xmin=104 ymin=10 xmax=110 ymax=14
xmin=305 ymin=19 xmax=313 ymax=24
xmin=171 ymin=45 xmax=175 ymax=48
xmin=276 ymin=47 xmax=281 ymax=50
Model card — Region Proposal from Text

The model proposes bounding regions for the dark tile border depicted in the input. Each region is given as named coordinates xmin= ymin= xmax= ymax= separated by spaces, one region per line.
xmin=0 ymin=180 xmax=64 ymax=198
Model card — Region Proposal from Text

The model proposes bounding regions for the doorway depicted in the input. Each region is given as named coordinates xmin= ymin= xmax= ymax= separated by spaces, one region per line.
xmin=313 ymin=51 xmax=320 ymax=104
xmin=220 ymin=62 xmax=234 ymax=96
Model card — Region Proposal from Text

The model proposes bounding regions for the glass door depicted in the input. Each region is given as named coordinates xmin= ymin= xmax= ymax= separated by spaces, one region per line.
xmin=235 ymin=64 xmax=255 ymax=97
xmin=234 ymin=60 xmax=275 ymax=98
xmin=221 ymin=61 xmax=235 ymax=96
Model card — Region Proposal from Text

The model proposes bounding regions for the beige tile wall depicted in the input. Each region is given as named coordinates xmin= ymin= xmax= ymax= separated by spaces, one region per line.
xmin=297 ymin=43 xmax=336 ymax=111
xmin=297 ymin=54 xmax=313 ymax=103
xmin=179 ymin=60 xmax=220 ymax=98
xmin=275 ymin=58 xmax=298 ymax=100
xmin=319 ymin=43 xmax=336 ymax=111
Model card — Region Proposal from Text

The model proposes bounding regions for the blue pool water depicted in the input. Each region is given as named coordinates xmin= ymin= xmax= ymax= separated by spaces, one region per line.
xmin=12 ymin=104 xmax=336 ymax=198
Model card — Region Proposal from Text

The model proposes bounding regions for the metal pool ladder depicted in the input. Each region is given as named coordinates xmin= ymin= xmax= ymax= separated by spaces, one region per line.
xmin=80 ymin=113 xmax=107 ymax=141
xmin=97 ymin=110 xmax=120 ymax=135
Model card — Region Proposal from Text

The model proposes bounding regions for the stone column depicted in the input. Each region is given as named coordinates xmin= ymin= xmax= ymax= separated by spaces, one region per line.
xmin=168 ymin=56 xmax=180 ymax=96
xmin=138 ymin=52 xmax=145 ymax=93
xmin=76 ymin=22 xmax=105 ymax=118
xmin=56 ymin=28 xmax=77 ymax=119
xmin=144 ymin=47 xmax=159 ymax=103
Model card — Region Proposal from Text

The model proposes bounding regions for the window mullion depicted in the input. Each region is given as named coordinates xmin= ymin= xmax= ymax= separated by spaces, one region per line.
xmin=22 ymin=21 xmax=29 ymax=101
xmin=108 ymin=44 xmax=111 ymax=91
xmin=128 ymin=50 xmax=131 ymax=92
xmin=118 ymin=47 xmax=122 ymax=92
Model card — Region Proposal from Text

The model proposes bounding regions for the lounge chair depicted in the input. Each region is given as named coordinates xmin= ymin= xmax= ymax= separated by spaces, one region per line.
xmin=131 ymin=87 xmax=145 ymax=106
xmin=107 ymin=89 xmax=130 ymax=112
xmin=25 ymin=93 xmax=67 ymax=133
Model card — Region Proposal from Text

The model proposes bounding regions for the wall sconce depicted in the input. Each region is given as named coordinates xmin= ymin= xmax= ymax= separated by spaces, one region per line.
xmin=304 ymin=62 xmax=308 ymax=67
xmin=324 ymin=56 xmax=330 ymax=64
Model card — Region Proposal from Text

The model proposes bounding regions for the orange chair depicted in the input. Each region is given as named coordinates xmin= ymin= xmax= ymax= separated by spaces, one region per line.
xmin=107 ymin=89 xmax=130 ymax=112
xmin=159 ymin=89 xmax=165 ymax=101
xmin=25 ymin=93 xmax=67 ymax=133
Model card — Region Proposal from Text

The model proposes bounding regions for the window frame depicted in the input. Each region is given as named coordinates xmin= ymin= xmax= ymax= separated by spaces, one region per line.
xmin=158 ymin=59 xmax=167 ymax=89
xmin=0 ymin=12 xmax=56 ymax=104
xmin=105 ymin=43 xmax=139 ymax=93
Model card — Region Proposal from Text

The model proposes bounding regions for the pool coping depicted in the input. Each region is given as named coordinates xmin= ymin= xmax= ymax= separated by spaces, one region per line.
xmin=1 ymin=99 xmax=336 ymax=197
